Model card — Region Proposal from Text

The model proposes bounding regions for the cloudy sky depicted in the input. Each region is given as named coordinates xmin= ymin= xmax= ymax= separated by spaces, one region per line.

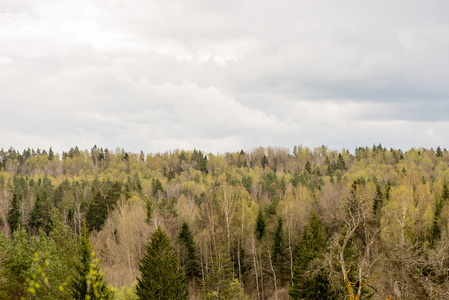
xmin=1 ymin=0 xmax=449 ymax=154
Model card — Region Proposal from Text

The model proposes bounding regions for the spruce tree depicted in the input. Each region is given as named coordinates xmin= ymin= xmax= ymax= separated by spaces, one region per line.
xmin=0 ymin=225 xmax=32 ymax=300
xmin=8 ymin=192 xmax=21 ymax=234
xmin=289 ymin=212 xmax=332 ymax=299
xmin=30 ymin=192 xmax=53 ymax=234
xmin=136 ymin=226 xmax=188 ymax=300
xmin=203 ymin=238 xmax=247 ymax=300
xmin=372 ymin=184 xmax=383 ymax=226
xmin=271 ymin=217 xmax=288 ymax=284
xmin=255 ymin=209 xmax=266 ymax=242
xmin=179 ymin=222 xmax=200 ymax=282
xmin=71 ymin=222 xmax=111 ymax=300
xmin=86 ymin=189 xmax=107 ymax=232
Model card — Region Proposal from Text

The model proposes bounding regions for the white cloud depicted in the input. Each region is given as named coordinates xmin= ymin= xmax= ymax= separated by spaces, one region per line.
xmin=1 ymin=0 xmax=449 ymax=153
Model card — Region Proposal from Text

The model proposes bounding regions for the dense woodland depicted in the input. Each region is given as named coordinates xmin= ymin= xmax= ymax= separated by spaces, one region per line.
xmin=1 ymin=145 xmax=449 ymax=299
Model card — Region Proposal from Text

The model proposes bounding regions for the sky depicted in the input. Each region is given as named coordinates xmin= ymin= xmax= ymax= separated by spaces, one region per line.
xmin=1 ymin=0 xmax=449 ymax=155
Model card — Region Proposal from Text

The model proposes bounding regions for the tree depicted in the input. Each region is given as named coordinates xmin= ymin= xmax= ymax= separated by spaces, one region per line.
xmin=86 ymin=189 xmax=108 ymax=232
xmin=179 ymin=222 xmax=200 ymax=282
xmin=0 ymin=225 xmax=32 ymax=300
xmin=8 ymin=192 xmax=21 ymax=234
xmin=255 ymin=209 xmax=266 ymax=242
xmin=271 ymin=216 xmax=288 ymax=285
xmin=136 ymin=226 xmax=188 ymax=300
xmin=30 ymin=192 xmax=53 ymax=234
xmin=289 ymin=212 xmax=333 ymax=299
xmin=436 ymin=146 xmax=443 ymax=157
xmin=71 ymin=222 xmax=112 ymax=300
xmin=203 ymin=238 xmax=248 ymax=300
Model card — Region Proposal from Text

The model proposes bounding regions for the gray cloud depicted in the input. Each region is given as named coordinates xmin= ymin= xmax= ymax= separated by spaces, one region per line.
xmin=1 ymin=0 xmax=448 ymax=154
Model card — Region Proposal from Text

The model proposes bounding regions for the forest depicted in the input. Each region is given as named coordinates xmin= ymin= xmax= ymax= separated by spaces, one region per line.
xmin=1 ymin=144 xmax=449 ymax=299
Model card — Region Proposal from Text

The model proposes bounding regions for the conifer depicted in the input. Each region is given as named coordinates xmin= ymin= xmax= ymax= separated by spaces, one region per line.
xmin=136 ymin=226 xmax=188 ymax=300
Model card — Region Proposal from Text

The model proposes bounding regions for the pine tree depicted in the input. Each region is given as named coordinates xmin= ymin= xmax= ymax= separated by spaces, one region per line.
xmin=48 ymin=147 xmax=54 ymax=160
xmin=372 ymin=185 xmax=383 ymax=226
xmin=30 ymin=192 xmax=53 ymax=235
xmin=8 ymin=192 xmax=21 ymax=234
xmin=203 ymin=238 xmax=248 ymax=300
xmin=151 ymin=178 xmax=164 ymax=197
xmin=136 ymin=226 xmax=188 ymax=300
xmin=71 ymin=222 xmax=112 ymax=300
xmin=261 ymin=154 xmax=268 ymax=169
xmin=436 ymin=146 xmax=443 ymax=157
xmin=255 ymin=209 xmax=266 ymax=242
xmin=289 ymin=212 xmax=333 ymax=299
xmin=86 ymin=189 xmax=107 ymax=232
xmin=0 ymin=225 xmax=32 ymax=300
xmin=179 ymin=222 xmax=200 ymax=282
xmin=271 ymin=217 xmax=288 ymax=284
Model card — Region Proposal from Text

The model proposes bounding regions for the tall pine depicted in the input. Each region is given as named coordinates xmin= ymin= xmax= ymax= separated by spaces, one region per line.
xmin=203 ymin=238 xmax=248 ymax=300
xmin=8 ymin=192 xmax=21 ymax=234
xmin=179 ymin=222 xmax=200 ymax=282
xmin=136 ymin=226 xmax=188 ymax=300
xmin=289 ymin=212 xmax=333 ymax=299
xmin=71 ymin=222 xmax=111 ymax=300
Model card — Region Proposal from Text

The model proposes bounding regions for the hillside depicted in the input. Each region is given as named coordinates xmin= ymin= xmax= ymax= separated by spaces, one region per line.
xmin=1 ymin=145 xmax=449 ymax=299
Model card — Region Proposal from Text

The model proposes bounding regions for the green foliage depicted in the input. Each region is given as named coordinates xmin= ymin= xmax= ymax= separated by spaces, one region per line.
xmin=3 ymin=145 xmax=449 ymax=299
xmin=86 ymin=183 xmax=121 ymax=233
xmin=255 ymin=209 xmax=266 ymax=242
xmin=430 ymin=183 xmax=449 ymax=246
xmin=289 ymin=212 xmax=334 ymax=299
xmin=271 ymin=217 xmax=288 ymax=284
xmin=86 ymin=189 xmax=106 ymax=232
xmin=372 ymin=184 xmax=383 ymax=225
xmin=8 ymin=192 xmax=21 ymax=234
xmin=0 ymin=225 xmax=32 ymax=300
xmin=136 ymin=226 xmax=188 ymax=300
xmin=151 ymin=178 xmax=163 ymax=197
xmin=179 ymin=222 xmax=200 ymax=281
xmin=261 ymin=154 xmax=269 ymax=169
xmin=203 ymin=238 xmax=248 ymax=300
xmin=192 ymin=149 xmax=208 ymax=173
xmin=30 ymin=192 xmax=53 ymax=235
xmin=71 ymin=222 xmax=112 ymax=300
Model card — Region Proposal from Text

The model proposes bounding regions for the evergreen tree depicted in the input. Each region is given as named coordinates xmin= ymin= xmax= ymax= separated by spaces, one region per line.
xmin=0 ymin=225 xmax=32 ymax=300
xmin=261 ymin=154 xmax=268 ymax=169
xmin=48 ymin=147 xmax=54 ymax=160
xmin=430 ymin=183 xmax=449 ymax=246
xmin=151 ymin=178 xmax=164 ymax=197
xmin=191 ymin=149 xmax=208 ymax=173
xmin=30 ymin=192 xmax=53 ymax=234
xmin=305 ymin=161 xmax=312 ymax=173
xmin=255 ymin=209 xmax=266 ymax=242
xmin=136 ymin=226 xmax=188 ymax=300
xmin=436 ymin=146 xmax=443 ymax=157
xmin=71 ymin=222 xmax=111 ymax=300
xmin=86 ymin=189 xmax=107 ymax=232
xmin=336 ymin=153 xmax=346 ymax=171
xmin=289 ymin=212 xmax=333 ymax=299
xmin=179 ymin=222 xmax=200 ymax=281
xmin=203 ymin=238 xmax=248 ymax=300
xmin=8 ymin=192 xmax=21 ymax=234
xmin=372 ymin=184 xmax=383 ymax=225
xmin=271 ymin=217 xmax=288 ymax=284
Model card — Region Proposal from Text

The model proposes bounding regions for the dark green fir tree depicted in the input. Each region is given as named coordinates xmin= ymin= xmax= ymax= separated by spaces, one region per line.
xmin=71 ymin=222 xmax=112 ymax=300
xmin=179 ymin=222 xmax=200 ymax=282
xmin=289 ymin=212 xmax=333 ymax=299
xmin=136 ymin=226 xmax=188 ymax=300
xmin=255 ymin=209 xmax=266 ymax=242
xmin=8 ymin=192 xmax=21 ymax=234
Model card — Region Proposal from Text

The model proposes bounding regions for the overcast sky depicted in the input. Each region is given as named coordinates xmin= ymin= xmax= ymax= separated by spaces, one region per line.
xmin=1 ymin=0 xmax=449 ymax=154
